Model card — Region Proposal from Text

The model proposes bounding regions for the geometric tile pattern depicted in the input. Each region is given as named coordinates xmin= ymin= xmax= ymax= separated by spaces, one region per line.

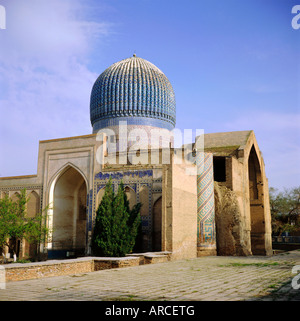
xmin=90 ymin=55 xmax=176 ymax=132
xmin=196 ymin=152 xmax=216 ymax=249
xmin=92 ymin=169 xmax=160 ymax=249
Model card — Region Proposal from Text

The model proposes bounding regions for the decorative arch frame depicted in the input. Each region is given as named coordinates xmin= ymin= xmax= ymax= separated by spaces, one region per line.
xmin=46 ymin=162 xmax=89 ymax=252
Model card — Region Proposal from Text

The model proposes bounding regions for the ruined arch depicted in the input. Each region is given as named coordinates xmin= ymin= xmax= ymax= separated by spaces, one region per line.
xmin=248 ymin=145 xmax=266 ymax=255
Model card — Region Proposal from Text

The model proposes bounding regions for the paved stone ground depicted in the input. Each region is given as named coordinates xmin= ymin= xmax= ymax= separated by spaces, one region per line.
xmin=0 ymin=250 xmax=300 ymax=301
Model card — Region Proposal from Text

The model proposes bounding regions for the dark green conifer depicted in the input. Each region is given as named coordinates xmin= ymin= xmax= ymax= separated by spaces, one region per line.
xmin=91 ymin=179 xmax=141 ymax=257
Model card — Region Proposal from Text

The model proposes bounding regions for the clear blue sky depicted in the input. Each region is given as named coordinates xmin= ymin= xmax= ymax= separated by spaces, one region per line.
xmin=0 ymin=0 xmax=299 ymax=190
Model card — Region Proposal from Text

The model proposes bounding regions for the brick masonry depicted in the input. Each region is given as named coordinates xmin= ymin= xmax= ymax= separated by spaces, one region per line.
xmin=4 ymin=257 xmax=141 ymax=282
xmin=3 ymin=252 xmax=172 ymax=282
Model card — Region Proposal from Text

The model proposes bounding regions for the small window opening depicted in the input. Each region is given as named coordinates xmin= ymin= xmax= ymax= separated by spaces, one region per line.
xmin=213 ymin=157 xmax=226 ymax=182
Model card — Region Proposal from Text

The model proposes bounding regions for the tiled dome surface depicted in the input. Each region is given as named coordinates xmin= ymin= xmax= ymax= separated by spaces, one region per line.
xmin=90 ymin=55 xmax=176 ymax=131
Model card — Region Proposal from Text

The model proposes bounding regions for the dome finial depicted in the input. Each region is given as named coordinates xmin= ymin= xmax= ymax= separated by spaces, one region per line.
xmin=133 ymin=52 xmax=136 ymax=57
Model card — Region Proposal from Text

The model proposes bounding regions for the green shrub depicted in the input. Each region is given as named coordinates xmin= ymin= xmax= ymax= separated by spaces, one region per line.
xmin=91 ymin=179 xmax=141 ymax=257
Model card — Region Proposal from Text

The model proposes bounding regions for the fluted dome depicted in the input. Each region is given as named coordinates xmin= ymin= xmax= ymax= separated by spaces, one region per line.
xmin=90 ymin=55 xmax=176 ymax=133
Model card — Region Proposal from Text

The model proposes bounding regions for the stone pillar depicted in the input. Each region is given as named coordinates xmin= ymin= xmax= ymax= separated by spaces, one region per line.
xmin=196 ymin=152 xmax=217 ymax=256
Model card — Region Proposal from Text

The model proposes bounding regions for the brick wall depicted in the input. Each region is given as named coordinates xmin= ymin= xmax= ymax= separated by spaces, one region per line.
xmin=4 ymin=257 xmax=140 ymax=282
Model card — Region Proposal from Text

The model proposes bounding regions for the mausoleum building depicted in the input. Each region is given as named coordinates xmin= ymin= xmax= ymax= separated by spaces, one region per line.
xmin=0 ymin=55 xmax=272 ymax=260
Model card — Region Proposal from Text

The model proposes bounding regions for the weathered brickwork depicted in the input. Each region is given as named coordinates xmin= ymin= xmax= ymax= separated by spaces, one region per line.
xmin=5 ymin=259 xmax=93 ymax=282
xmin=3 ymin=254 xmax=168 ymax=282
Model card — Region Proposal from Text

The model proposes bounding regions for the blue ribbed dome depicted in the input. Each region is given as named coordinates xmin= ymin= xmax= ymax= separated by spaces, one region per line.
xmin=90 ymin=55 xmax=176 ymax=132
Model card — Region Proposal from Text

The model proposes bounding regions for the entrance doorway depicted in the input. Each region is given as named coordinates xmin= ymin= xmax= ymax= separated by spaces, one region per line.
xmin=50 ymin=166 xmax=87 ymax=258
xmin=248 ymin=146 xmax=266 ymax=255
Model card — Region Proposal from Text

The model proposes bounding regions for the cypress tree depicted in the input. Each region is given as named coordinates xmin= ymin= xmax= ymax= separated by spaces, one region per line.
xmin=91 ymin=179 xmax=141 ymax=257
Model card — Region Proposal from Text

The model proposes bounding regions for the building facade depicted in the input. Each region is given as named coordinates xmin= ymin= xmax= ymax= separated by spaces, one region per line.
xmin=0 ymin=55 xmax=272 ymax=260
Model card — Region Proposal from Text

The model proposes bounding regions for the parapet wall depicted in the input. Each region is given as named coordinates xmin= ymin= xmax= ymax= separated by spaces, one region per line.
xmin=3 ymin=252 xmax=171 ymax=282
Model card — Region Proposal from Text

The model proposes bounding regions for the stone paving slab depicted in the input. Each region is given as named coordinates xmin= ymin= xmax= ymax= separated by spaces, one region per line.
xmin=0 ymin=250 xmax=300 ymax=301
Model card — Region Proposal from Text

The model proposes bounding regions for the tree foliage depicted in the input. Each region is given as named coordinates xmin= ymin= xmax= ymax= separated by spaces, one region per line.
xmin=91 ymin=179 xmax=141 ymax=257
xmin=270 ymin=186 xmax=300 ymax=235
xmin=0 ymin=189 xmax=49 ymax=259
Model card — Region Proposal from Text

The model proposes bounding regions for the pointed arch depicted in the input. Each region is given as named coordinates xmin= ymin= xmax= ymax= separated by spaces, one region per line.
xmin=47 ymin=164 xmax=88 ymax=258
xmin=139 ymin=185 xmax=150 ymax=217
xmin=248 ymin=145 xmax=266 ymax=255
xmin=48 ymin=162 xmax=89 ymax=193
xmin=96 ymin=185 xmax=106 ymax=209
xmin=7 ymin=192 xmax=21 ymax=259
xmin=11 ymin=192 xmax=20 ymax=202
xmin=124 ymin=185 xmax=136 ymax=210
xmin=152 ymin=196 xmax=162 ymax=251
xmin=0 ymin=191 xmax=8 ymax=199
xmin=27 ymin=191 xmax=40 ymax=218
xmin=23 ymin=191 xmax=40 ymax=259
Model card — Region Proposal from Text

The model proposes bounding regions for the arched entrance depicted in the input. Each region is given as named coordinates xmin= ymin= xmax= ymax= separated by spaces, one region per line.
xmin=248 ymin=146 xmax=266 ymax=255
xmin=152 ymin=197 xmax=162 ymax=251
xmin=49 ymin=165 xmax=87 ymax=258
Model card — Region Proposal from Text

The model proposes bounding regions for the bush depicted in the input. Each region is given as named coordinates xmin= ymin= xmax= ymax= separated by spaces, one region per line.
xmin=0 ymin=189 xmax=49 ymax=261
